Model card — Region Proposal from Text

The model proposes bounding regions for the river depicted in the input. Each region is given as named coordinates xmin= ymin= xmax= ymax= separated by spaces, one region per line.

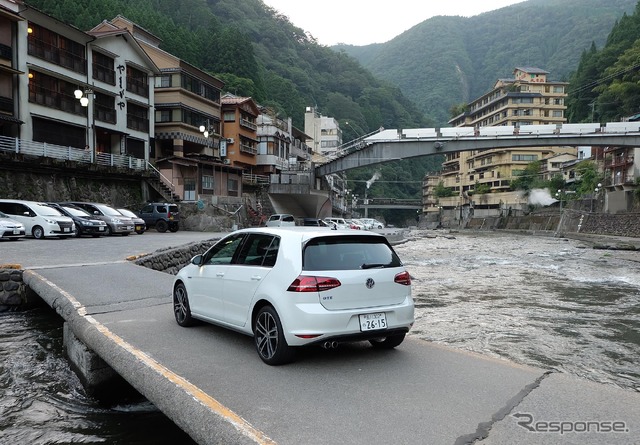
xmin=1 ymin=231 xmax=638 ymax=443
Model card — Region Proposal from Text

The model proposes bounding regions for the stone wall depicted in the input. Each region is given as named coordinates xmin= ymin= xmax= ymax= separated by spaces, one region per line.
xmin=133 ymin=239 xmax=220 ymax=274
xmin=0 ymin=265 xmax=36 ymax=312
xmin=465 ymin=210 xmax=640 ymax=238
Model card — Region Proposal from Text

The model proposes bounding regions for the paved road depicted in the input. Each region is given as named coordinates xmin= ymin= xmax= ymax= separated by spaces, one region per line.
xmin=4 ymin=232 xmax=639 ymax=444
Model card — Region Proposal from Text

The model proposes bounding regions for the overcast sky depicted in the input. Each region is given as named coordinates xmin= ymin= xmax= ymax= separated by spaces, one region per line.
xmin=262 ymin=0 xmax=526 ymax=46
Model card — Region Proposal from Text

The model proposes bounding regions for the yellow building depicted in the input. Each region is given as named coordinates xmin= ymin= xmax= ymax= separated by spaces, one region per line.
xmin=426 ymin=67 xmax=576 ymax=218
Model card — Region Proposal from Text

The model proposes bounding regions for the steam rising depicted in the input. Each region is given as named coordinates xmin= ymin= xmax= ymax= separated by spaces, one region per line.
xmin=366 ymin=172 xmax=381 ymax=189
xmin=528 ymin=188 xmax=557 ymax=206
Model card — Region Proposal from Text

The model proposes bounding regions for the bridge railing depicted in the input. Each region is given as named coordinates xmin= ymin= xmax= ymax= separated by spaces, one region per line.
xmin=359 ymin=121 xmax=640 ymax=143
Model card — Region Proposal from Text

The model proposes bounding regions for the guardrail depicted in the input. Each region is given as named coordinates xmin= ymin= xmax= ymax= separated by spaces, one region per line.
xmin=0 ymin=135 xmax=146 ymax=170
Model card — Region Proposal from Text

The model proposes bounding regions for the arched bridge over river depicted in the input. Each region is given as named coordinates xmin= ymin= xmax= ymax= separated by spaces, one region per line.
xmin=315 ymin=121 xmax=640 ymax=176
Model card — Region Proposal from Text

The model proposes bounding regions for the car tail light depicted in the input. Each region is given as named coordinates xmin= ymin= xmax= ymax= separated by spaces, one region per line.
xmin=394 ymin=271 xmax=411 ymax=286
xmin=287 ymin=275 xmax=341 ymax=292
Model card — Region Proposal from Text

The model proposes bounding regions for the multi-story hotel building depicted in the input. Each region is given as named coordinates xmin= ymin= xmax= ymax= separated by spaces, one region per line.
xmin=425 ymin=67 xmax=576 ymax=218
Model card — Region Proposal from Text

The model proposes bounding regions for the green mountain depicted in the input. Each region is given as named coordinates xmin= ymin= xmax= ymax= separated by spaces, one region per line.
xmin=336 ymin=0 xmax=637 ymax=125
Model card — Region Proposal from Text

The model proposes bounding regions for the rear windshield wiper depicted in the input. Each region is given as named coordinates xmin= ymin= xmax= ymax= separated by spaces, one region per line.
xmin=361 ymin=263 xmax=386 ymax=269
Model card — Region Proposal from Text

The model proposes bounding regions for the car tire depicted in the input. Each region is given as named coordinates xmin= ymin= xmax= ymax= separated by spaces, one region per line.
xmin=32 ymin=226 xmax=45 ymax=239
xmin=135 ymin=229 xmax=145 ymax=234
xmin=254 ymin=306 xmax=295 ymax=365
xmin=156 ymin=220 xmax=168 ymax=233
xmin=369 ymin=333 xmax=406 ymax=349
xmin=173 ymin=282 xmax=196 ymax=327
xmin=106 ymin=226 xmax=114 ymax=236
xmin=169 ymin=224 xmax=179 ymax=233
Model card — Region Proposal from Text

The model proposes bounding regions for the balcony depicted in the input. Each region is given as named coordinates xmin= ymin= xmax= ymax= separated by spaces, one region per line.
xmin=0 ymin=135 xmax=145 ymax=170
xmin=240 ymin=118 xmax=257 ymax=130
xmin=240 ymin=144 xmax=257 ymax=155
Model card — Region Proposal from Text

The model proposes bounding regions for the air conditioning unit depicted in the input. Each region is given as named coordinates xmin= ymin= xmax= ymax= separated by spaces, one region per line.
xmin=223 ymin=158 xmax=231 ymax=165
xmin=227 ymin=138 xmax=234 ymax=144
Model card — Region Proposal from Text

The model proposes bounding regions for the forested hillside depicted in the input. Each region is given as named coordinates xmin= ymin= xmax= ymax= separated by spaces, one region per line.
xmin=338 ymin=0 xmax=637 ymax=125
xmin=567 ymin=2 xmax=640 ymax=122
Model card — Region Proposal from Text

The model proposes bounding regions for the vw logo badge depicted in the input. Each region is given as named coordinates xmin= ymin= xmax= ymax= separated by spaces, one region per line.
xmin=365 ymin=278 xmax=375 ymax=289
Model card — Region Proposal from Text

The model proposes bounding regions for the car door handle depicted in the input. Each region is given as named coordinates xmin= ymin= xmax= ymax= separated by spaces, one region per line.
xmin=216 ymin=272 xmax=225 ymax=277
xmin=251 ymin=275 xmax=262 ymax=281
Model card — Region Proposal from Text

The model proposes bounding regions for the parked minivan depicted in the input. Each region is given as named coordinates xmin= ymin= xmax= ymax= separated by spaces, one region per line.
xmin=0 ymin=199 xmax=75 ymax=239
xmin=265 ymin=213 xmax=295 ymax=227
xmin=323 ymin=217 xmax=350 ymax=229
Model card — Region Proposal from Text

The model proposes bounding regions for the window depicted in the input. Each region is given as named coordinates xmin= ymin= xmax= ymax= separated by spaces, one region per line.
xmin=236 ymin=234 xmax=279 ymax=267
xmin=126 ymin=65 xmax=148 ymax=97
xmin=28 ymin=71 xmax=84 ymax=116
xmin=553 ymin=110 xmax=563 ymax=118
xmin=157 ymin=109 xmax=171 ymax=122
xmin=227 ymin=178 xmax=239 ymax=197
xmin=224 ymin=111 xmax=235 ymax=122
xmin=303 ymin=236 xmax=401 ymax=271
xmin=92 ymin=52 xmax=115 ymax=85
xmin=27 ymin=23 xmax=86 ymax=74
xmin=94 ymin=92 xmax=116 ymax=124
xmin=127 ymin=102 xmax=149 ymax=132
xmin=553 ymin=86 xmax=564 ymax=93
xmin=512 ymin=154 xmax=538 ymax=162
xmin=202 ymin=175 xmax=214 ymax=190
xmin=158 ymin=74 xmax=172 ymax=88
xmin=202 ymin=234 xmax=244 ymax=265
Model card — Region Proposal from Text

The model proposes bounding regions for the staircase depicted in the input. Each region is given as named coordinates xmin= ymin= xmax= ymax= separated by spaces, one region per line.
xmin=146 ymin=162 xmax=180 ymax=202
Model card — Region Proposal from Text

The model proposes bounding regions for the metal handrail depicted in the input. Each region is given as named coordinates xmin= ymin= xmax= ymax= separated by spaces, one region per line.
xmin=146 ymin=162 xmax=176 ymax=191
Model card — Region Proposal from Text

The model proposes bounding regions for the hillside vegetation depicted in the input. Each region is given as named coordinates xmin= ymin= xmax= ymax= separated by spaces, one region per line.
xmin=338 ymin=0 xmax=637 ymax=124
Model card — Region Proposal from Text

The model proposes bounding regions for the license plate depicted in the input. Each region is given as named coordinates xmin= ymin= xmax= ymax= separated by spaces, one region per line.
xmin=99 ymin=226 xmax=105 ymax=231
xmin=64 ymin=228 xmax=70 ymax=232
xmin=13 ymin=229 xmax=20 ymax=234
xmin=359 ymin=312 xmax=387 ymax=331
xmin=135 ymin=225 xmax=143 ymax=231
xmin=126 ymin=226 xmax=133 ymax=230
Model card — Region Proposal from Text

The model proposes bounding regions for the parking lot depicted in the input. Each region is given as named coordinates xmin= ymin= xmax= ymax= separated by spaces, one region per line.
xmin=0 ymin=230 xmax=224 ymax=269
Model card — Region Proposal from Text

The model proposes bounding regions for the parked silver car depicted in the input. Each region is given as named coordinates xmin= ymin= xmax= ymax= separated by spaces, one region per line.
xmin=0 ymin=210 xmax=26 ymax=241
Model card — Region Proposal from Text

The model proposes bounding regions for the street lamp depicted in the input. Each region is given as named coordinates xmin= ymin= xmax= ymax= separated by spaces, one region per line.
xmin=74 ymin=88 xmax=94 ymax=162
xmin=592 ymin=183 xmax=603 ymax=213
xmin=555 ymin=189 xmax=562 ymax=213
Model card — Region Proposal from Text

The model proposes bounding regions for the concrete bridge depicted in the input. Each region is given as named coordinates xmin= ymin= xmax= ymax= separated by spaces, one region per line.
xmin=315 ymin=121 xmax=640 ymax=176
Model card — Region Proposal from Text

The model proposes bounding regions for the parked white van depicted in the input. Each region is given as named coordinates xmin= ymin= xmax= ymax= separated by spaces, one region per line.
xmin=0 ymin=199 xmax=75 ymax=239
xmin=323 ymin=217 xmax=350 ymax=229
xmin=265 ymin=213 xmax=296 ymax=227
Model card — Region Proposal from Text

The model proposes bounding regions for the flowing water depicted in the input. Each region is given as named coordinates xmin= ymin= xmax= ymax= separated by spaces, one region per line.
xmin=1 ymin=231 xmax=638 ymax=443
xmin=0 ymin=307 xmax=196 ymax=444
xmin=395 ymin=230 xmax=640 ymax=392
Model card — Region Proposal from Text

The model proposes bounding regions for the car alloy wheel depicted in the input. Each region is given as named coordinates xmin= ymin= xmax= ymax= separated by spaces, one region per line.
xmin=254 ymin=306 xmax=295 ymax=365
xmin=173 ymin=282 xmax=195 ymax=327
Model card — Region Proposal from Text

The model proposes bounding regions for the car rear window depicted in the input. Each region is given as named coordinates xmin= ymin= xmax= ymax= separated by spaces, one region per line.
xmin=303 ymin=235 xmax=402 ymax=271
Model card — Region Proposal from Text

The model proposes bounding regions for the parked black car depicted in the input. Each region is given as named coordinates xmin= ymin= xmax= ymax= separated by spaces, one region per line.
xmin=61 ymin=202 xmax=134 ymax=236
xmin=47 ymin=203 xmax=108 ymax=237
xmin=139 ymin=202 xmax=179 ymax=233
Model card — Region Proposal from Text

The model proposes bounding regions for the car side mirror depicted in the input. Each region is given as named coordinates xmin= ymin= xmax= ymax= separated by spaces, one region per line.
xmin=191 ymin=254 xmax=203 ymax=266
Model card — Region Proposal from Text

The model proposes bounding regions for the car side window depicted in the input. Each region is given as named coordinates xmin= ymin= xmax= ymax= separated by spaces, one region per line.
xmin=202 ymin=234 xmax=245 ymax=265
xmin=141 ymin=205 xmax=152 ymax=213
xmin=236 ymin=234 xmax=279 ymax=267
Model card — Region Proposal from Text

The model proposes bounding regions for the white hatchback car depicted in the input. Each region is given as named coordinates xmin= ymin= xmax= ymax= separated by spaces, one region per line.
xmin=173 ymin=227 xmax=414 ymax=365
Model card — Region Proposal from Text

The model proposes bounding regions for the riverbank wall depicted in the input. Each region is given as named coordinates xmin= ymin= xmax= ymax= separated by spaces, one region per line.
xmin=464 ymin=210 xmax=640 ymax=238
